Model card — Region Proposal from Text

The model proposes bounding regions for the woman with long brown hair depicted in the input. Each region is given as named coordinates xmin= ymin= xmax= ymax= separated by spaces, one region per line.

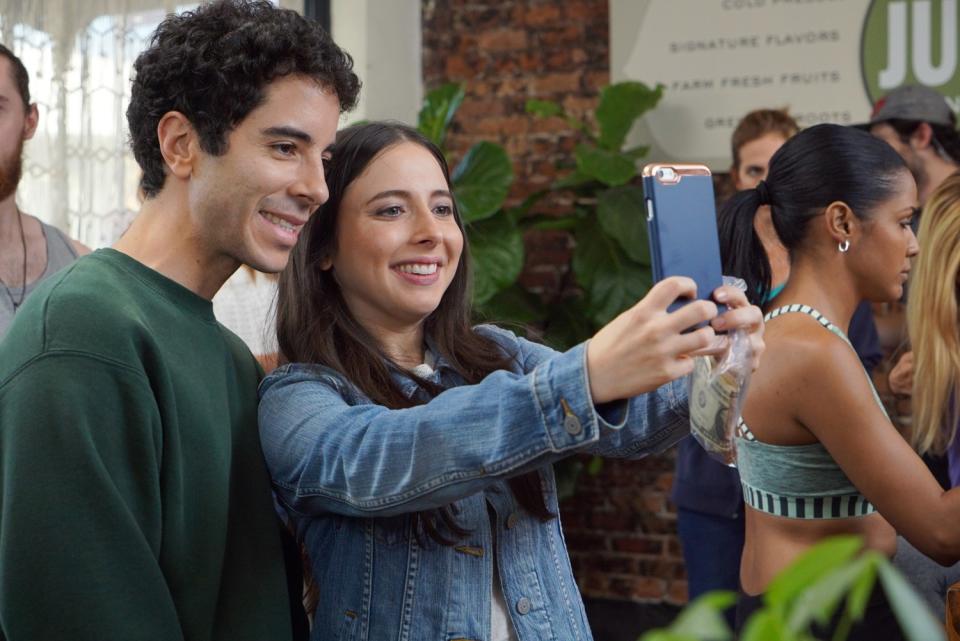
xmin=257 ymin=122 xmax=763 ymax=640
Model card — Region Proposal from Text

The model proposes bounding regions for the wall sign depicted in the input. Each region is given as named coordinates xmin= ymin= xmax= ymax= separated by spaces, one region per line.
xmin=611 ymin=0 xmax=958 ymax=169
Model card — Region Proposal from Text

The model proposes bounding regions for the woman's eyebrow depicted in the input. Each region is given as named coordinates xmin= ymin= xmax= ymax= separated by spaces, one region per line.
xmin=365 ymin=189 xmax=454 ymax=206
xmin=365 ymin=189 xmax=411 ymax=205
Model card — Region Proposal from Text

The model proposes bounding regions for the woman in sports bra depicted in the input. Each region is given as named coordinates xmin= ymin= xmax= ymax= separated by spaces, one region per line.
xmin=717 ymin=123 xmax=960 ymax=639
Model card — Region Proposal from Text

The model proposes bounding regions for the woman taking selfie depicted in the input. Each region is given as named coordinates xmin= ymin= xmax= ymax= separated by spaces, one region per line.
xmin=258 ymin=122 xmax=764 ymax=640
xmin=718 ymin=123 xmax=960 ymax=638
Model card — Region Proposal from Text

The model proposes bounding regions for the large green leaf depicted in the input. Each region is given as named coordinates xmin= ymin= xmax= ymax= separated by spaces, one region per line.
xmin=596 ymin=81 xmax=663 ymax=151
xmin=784 ymin=555 xmax=874 ymax=632
xmin=574 ymin=144 xmax=636 ymax=187
xmin=468 ymin=213 xmax=524 ymax=306
xmin=844 ymin=554 xmax=879 ymax=622
xmin=474 ymin=283 xmax=543 ymax=325
xmin=417 ymin=83 xmax=465 ymax=149
xmin=877 ymin=561 xmax=946 ymax=641
xmin=572 ymin=218 xmax=651 ymax=325
xmin=638 ymin=633 xmax=700 ymax=641
xmin=623 ymin=144 xmax=651 ymax=160
xmin=541 ymin=297 xmax=594 ymax=351
xmin=764 ymin=536 xmax=863 ymax=614
xmin=553 ymin=167 xmax=596 ymax=190
xmin=526 ymin=98 xmax=593 ymax=138
xmin=525 ymin=98 xmax=564 ymax=118
xmin=664 ymin=591 xmax=735 ymax=641
xmin=519 ymin=213 xmax=579 ymax=232
xmin=597 ymin=185 xmax=650 ymax=264
xmin=505 ymin=189 xmax=549 ymax=224
xmin=739 ymin=611 xmax=797 ymax=641
xmin=452 ymin=141 xmax=514 ymax=223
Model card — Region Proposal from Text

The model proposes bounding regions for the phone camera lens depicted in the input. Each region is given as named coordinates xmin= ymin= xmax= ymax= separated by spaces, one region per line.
xmin=656 ymin=167 xmax=676 ymax=182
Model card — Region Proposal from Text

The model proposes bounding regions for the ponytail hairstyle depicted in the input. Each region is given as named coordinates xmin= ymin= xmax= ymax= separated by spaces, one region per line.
xmin=717 ymin=123 xmax=909 ymax=306
xmin=908 ymin=172 xmax=960 ymax=455
xmin=276 ymin=122 xmax=554 ymax=544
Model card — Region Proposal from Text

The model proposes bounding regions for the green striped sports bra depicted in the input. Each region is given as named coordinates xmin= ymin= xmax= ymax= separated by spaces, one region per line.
xmin=735 ymin=304 xmax=886 ymax=520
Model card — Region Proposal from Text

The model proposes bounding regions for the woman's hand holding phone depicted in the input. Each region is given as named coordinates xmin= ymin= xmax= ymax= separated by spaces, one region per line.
xmin=586 ymin=276 xmax=764 ymax=403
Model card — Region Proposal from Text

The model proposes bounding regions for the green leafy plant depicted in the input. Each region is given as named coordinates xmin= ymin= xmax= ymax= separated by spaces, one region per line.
xmin=415 ymin=84 xmax=522 ymax=313
xmin=416 ymin=80 xmax=665 ymax=340
xmin=638 ymin=535 xmax=944 ymax=641
xmin=523 ymin=81 xmax=663 ymax=346
xmin=523 ymin=82 xmax=664 ymax=494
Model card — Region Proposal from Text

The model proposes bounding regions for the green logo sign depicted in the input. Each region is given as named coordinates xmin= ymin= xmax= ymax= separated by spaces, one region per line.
xmin=862 ymin=0 xmax=960 ymax=111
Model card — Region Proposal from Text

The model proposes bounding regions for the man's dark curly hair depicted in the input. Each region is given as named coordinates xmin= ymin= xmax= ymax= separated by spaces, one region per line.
xmin=127 ymin=0 xmax=360 ymax=198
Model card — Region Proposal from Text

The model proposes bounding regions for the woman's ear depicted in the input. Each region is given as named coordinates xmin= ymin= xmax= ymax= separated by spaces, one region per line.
xmin=824 ymin=200 xmax=856 ymax=245
xmin=319 ymin=255 xmax=333 ymax=271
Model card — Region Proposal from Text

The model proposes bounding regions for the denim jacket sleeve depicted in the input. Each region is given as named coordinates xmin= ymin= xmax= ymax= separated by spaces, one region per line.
xmin=258 ymin=325 xmax=689 ymax=518
xmin=477 ymin=325 xmax=690 ymax=458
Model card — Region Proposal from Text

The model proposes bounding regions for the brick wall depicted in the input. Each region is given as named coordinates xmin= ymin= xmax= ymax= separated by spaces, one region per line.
xmin=561 ymin=455 xmax=688 ymax=605
xmin=422 ymin=0 xmax=687 ymax=606
xmin=422 ymin=0 xmax=610 ymax=297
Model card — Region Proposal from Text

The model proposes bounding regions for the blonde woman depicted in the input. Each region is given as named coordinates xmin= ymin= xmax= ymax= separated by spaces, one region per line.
xmin=909 ymin=171 xmax=960 ymax=467
xmin=892 ymin=173 xmax=960 ymax=619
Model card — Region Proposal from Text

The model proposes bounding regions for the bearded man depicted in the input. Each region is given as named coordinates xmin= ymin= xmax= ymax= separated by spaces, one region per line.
xmin=0 ymin=43 xmax=89 ymax=339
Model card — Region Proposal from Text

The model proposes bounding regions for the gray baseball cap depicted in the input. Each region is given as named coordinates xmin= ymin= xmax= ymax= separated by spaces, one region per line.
xmin=856 ymin=84 xmax=956 ymax=128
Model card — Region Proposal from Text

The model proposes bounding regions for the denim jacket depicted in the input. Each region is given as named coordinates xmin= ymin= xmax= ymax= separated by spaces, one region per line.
xmin=258 ymin=325 xmax=689 ymax=641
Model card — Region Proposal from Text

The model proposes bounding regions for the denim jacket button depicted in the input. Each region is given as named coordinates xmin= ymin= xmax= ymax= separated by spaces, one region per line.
xmin=516 ymin=597 xmax=531 ymax=615
xmin=506 ymin=511 xmax=521 ymax=529
xmin=563 ymin=414 xmax=582 ymax=435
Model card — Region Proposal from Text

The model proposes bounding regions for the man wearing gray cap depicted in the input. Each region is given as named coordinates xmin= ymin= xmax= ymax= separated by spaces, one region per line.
xmin=861 ymin=85 xmax=960 ymax=396
xmin=862 ymin=84 xmax=960 ymax=207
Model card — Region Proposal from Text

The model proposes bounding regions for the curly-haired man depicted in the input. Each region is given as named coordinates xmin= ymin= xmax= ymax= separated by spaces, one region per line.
xmin=0 ymin=2 xmax=359 ymax=639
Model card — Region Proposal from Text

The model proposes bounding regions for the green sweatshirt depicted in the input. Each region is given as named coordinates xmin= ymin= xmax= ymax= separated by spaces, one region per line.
xmin=0 ymin=249 xmax=294 ymax=641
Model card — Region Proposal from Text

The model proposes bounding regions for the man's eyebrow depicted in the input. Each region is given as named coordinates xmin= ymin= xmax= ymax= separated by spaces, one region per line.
xmin=261 ymin=126 xmax=312 ymax=143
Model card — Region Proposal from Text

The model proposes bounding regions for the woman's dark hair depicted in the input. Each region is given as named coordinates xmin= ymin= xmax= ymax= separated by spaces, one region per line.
xmin=718 ymin=123 xmax=909 ymax=306
xmin=276 ymin=122 xmax=553 ymax=546
xmin=127 ymin=0 xmax=360 ymax=198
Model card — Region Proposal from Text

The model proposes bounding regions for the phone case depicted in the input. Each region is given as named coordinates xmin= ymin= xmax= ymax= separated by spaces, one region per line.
xmin=642 ymin=163 xmax=724 ymax=316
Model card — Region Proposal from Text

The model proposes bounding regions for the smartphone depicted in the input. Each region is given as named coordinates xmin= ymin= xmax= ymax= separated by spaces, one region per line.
xmin=641 ymin=163 xmax=725 ymax=319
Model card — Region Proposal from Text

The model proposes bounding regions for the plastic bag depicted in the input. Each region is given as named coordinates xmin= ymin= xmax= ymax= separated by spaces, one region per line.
xmin=687 ymin=277 xmax=754 ymax=466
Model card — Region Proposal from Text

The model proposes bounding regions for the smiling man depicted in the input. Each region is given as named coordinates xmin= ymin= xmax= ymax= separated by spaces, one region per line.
xmin=0 ymin=2 xmax=358 ymax=640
